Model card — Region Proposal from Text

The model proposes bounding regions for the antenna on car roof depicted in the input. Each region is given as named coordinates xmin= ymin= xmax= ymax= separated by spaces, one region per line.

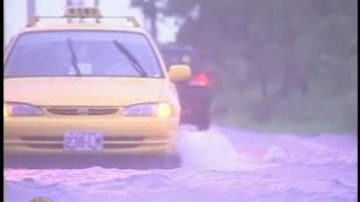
xmin=27 ymin=0 xmax=36 ymax=27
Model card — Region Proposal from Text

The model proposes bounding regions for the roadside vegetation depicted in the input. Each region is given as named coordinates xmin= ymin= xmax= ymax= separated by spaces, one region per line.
xmin=132 ymin=0 xmax=357 ymax=133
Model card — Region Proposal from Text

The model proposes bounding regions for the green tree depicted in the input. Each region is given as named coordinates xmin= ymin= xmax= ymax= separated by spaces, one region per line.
xmin=131 ymin=0 xmax=160 ymax=42
xmin=138 ymin=0 xmax=357 ymax=130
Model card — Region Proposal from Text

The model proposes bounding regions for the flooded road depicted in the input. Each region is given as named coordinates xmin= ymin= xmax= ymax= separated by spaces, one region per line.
xmin=5 ymin=126 xmax=357 ymax=202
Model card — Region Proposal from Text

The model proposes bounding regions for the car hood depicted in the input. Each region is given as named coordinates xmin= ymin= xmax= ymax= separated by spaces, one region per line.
xmin=4 ymin=77 xmax=167 ymax=106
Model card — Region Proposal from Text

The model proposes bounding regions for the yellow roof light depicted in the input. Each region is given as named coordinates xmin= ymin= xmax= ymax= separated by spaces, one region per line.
xmin=64 ymin=6 xmax=102 ymax=18
xmin=25 ymin=6 xmax=142 ymax=28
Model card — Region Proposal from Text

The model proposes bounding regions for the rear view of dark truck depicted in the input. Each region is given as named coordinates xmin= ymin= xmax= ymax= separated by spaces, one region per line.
xmin=160 ymin=45 xmax=213 ymax=130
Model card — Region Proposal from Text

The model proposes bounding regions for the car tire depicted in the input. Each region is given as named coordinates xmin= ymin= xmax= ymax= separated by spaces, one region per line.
xmin=195 ymin=107 xmax=211 ymax=131
xmin=160 ymin=153 xmax=182 ymax=169
xmin=196 ymin=119 xmax=210 ymax=131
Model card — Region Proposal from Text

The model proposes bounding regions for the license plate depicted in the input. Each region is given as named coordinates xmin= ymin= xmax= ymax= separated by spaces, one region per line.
xmin=63 ymin=132 xmax=103 ymax=151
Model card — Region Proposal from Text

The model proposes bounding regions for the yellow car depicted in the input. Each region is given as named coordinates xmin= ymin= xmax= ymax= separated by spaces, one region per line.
xmin=4 ymin=7 xmax=191 ymax=167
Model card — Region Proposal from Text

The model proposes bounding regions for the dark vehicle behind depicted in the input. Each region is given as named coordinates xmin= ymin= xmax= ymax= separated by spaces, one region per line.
xmin=160 ymin=45 xmax=213 ymax=130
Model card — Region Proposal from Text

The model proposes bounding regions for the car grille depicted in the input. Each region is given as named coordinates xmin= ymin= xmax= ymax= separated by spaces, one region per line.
xmin=21 ymin=136 xmax=145 ymax=141
xmin=25 ymin=143 xmax=140 ymax=150
xmin=20 ymin=136 xmax=147 ymax=150
xmin=46 ymin=107 xmax=119 ymax=116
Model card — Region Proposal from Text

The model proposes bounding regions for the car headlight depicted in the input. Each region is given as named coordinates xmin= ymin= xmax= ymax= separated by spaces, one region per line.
xmin=4 ymin=103 xmax=43 ymax=117
xmin=123 ymin=103 xmax=173 ymax=118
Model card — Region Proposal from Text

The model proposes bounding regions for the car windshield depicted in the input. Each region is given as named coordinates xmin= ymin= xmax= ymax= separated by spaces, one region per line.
xmin=5 ymin=31 xmax=163 ymax=78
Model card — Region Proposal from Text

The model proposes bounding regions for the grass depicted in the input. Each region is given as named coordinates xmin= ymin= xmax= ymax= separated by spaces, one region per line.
xmin=215 ymin=117 xmax=355 ymax=134
xmin=211 ymin=79 xmax=357 ymax=134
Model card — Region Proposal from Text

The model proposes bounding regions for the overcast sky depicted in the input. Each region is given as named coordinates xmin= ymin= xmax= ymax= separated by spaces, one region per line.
xmin=5 ymin=0 xmax=177 ymax=45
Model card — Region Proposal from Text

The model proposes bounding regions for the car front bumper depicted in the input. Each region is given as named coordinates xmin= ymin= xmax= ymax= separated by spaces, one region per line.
xmin=4 ymin=116 xmax=179 ymax=156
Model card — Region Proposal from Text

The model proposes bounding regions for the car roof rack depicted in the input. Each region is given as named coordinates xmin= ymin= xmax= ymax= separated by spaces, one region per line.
xmin=27 ymin=6 xmax=142 ymax=28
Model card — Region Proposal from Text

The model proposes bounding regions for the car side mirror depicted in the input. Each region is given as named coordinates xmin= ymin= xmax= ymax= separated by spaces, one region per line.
xmin=168 ymin=64 xmax=192 ymax=82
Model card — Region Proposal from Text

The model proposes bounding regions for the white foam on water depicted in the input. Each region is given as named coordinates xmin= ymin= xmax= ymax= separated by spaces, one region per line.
xmin=263 ymin=146 xmax=291 ymax=163
xmin=176 ymin=127 xmax=273 ymax=172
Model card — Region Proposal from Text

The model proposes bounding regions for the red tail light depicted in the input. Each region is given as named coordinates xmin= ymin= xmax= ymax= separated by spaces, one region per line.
xmin=189 ymin=73 xmax=210 ymax=86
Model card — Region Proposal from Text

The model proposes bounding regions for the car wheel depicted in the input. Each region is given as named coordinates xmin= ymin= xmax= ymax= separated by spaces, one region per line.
xmin=196 ymin=118 xmax=210 ymax=131
xmin=160 ymin=153 xmax=182 ymax=169
xmin=195 ymin=107 xmax=211 ymax=131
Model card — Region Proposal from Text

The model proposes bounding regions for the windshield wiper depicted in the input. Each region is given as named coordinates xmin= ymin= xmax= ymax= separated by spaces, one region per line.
xmin=112 ymin=40 xmax=148 ymax=77
xmin=66 ymin=38 xmax=82 ymax=76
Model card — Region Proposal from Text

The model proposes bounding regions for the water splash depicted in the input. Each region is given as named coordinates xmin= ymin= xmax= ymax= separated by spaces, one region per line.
xmin=176 ymin=127 xmax=268 ymax=171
